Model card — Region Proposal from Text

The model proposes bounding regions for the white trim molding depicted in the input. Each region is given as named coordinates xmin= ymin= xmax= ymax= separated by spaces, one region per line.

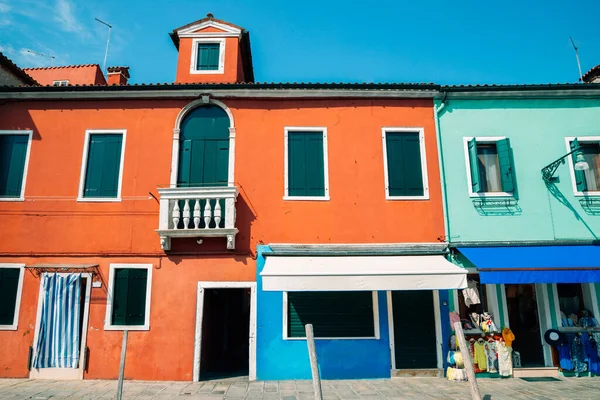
xmin=463 ymin=136 xmax=514 ymax=198
xmin=189 ymin=38 xmax=226 ymax=75
xmin=176 ymin=20 xmax=242 ymax=38
xmin=0 ymin=130 xmax=33 ymax=202
xmin=565 ymin=136 xmax=600 ymax=197
xmin=283 ymin=126 xmax=330 ymax=201
xmin=193 ymin=281 xmax=257 ymax=381
xmin=381 ymin=127 xmax=430 ymax=200
xmin=52 ymin=80 xmax=69 ymax=87
xmin=282 ymin=291 xmax=380 ymax=340
xmin=170 ymin=99 xmax=236 ymax=187
xmin=77 ymin=129 xmax=126 ymax=202
xmin=104 ymin=263 xmax=153 ymax=331
xmin=0 ymin=263 xmax=25 ymax=330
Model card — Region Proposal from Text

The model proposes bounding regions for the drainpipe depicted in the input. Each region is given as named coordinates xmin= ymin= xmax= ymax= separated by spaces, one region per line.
xmin=434 ymin=92 xmax=450 ymax=244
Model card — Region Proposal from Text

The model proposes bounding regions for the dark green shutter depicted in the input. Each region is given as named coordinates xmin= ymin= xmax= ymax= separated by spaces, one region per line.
xmin=179 ymin=140 xmax=193 ymax=188
xmin=83 ymin=134 xmax=123 ymax=198
xmin=496 ymin=138 xmax=515 ymax=193
xmin=287 ymin=292 xmax=374 ymax=338
xmin=288 ymin=132 xmax=325 ymax=197
xmin=0 ymin=268 xmax=20 ymax=325
xmin=111 ymin=268 xmax=148 ymax=326
xmin=571 ymin=139 xmax=588 ymax=192
xmin=197 ymin=43 xmax=220 ymax=71
xmin=385 ymin=132 xmax=424 ymax=197
xmin=467 ymin=138 xmax=482 ymax=193
xmin=0 ymin=135 xmax=28 ymax=198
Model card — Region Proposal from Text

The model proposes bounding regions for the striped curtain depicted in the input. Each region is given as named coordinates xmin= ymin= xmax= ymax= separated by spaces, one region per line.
xmin=33 ymin=273 xmax=82 ymax=369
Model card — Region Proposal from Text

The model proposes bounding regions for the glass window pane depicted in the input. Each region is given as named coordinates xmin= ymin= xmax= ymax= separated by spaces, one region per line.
xmin=477 ymin=143 xmax=503 ymax=192
xmin=581 ymin=142 xmax=600 ymax=191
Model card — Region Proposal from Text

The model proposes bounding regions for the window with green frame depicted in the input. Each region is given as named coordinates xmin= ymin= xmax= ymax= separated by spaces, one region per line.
xmin=287 ymin=291 xmax=375 ymax=338
xmin=110 ymin=268 xmax=149 ymax=326
xmin=570 ymin=138 xmax=600 ymax=192
xmin=287 ymin=131 xmax=326 ymax=197
xmin=0 ymin=134 xmax=29 ymax=198
xmin=0 ymin=268 xmax=21 ymax=326
xmin=385 ymin=131 xmax=425 ymax=197
xmin=466 ymin=138 xmax=515 ymax=194
xmin=196 ymin=43 xmax=220 ymax=71
xmin=82 ymin=133 xmax=123 ymax=198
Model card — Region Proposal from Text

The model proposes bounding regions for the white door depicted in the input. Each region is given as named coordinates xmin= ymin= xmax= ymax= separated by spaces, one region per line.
xmin=30 ymin=272 xmax=92 ymax=380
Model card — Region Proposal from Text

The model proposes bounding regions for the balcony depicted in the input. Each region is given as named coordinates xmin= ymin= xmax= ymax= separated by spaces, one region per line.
xmin=156 ymin=186 xmax=239 ymax=251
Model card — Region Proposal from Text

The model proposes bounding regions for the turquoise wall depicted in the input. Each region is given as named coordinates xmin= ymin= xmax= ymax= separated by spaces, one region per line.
xmin=437 ymin=98 xmax=600 ymax=242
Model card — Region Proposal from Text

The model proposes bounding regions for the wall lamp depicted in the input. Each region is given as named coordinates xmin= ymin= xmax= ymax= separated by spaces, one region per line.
xmin=541 ymin=147 xmax=589 ymax=183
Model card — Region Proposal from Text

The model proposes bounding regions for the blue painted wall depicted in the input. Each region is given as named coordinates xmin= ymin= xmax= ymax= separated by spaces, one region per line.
xmin=256 ymin=245 xmax=391 ymax=380
xmin=436 ymin=98 xmax=600 ymax=242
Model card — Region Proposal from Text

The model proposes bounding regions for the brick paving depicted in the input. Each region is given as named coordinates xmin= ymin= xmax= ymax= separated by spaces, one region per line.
xmin=1 ymin=376 xmax=600 ymax=399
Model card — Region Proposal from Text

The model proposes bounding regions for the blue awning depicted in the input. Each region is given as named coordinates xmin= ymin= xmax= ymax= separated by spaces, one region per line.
xmin=458 ymin=246 xmax=600 ymax=284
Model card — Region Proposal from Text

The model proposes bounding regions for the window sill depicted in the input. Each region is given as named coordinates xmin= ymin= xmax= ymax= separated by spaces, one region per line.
xmin=104 ymin=324 xmax=149 ymax=331
xmin=469 ymin=192 xmax=514 ymax=198
xmin=283 ymin=336 xmax=379 ymax=341
xmin=77 ymin=197 xmax=122 ymax=203
xmin=0 ymin=197 xmax=24 ymax=202
xmin=0 ymin=325 xmax=18 ymax=331
xmin=189 ymin=69 xmax=225 ymax=75
xmin=283 ymin=195 xmax=330 ymax=201
xmin=386 ymin=195 xmax=430 ymax=201
xmin=573 ymin=191 xmax=600 ymax=197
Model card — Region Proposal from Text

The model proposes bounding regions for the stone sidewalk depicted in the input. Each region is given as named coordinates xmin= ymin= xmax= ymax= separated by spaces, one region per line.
xmin=2 ymin=376 xmax=600 ymax=399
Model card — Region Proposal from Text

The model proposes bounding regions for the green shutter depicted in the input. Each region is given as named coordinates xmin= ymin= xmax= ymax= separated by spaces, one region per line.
xmin=287 ymin=292 xmax=374 ymax=338
xmin=571 ymin=138 xmax=588 ymax=192
xmin=111 ymin=268 xmax=129 ymax=326
xmin=83 ymin=134 xmax=123 ymax=198
xmin=0 ymin=135 xmax=28 ymax=198
xmin=467 ymin=138 xmax=482 ymax=193
xmin=197 ymin=43 xmax=220 ymax=71
xmin=126 ymin=269 xmax=148 ymax=326
xmin=496 ymin=138 xmax=515 ymax=193
xmin=288 ymin=132 xmax=325 ymax=197
xmin=111 ymin=268 xmax=148 ymax=326
xmin=0 ymin=268 xmax=20 ymax=325
xmin=178 ymin=140 xmax=193 ymax=188
xmin=385 ymin=132 xmax=424 ymax=197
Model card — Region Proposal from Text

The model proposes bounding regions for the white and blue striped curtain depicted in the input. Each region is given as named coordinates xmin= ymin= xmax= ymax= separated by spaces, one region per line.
xmin=33 ymin=273 xmax=82 ymax=369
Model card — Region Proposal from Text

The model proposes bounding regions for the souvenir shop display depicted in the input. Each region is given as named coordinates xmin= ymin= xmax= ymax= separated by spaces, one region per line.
xmin=545 ymin=329 xmax=600 ymax=376
xmin=560 ymin=310 xmax=599 ymax=329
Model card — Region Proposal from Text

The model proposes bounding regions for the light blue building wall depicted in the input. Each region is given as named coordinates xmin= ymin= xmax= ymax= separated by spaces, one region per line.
xmin=436 ymin=96 xmax=600 ymax=242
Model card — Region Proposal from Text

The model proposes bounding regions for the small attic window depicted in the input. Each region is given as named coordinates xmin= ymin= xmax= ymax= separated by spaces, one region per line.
xmin=53 ymin=80 xmax=69 ymax=86
xmin=190 ymin=38 xmax=225 ymax=74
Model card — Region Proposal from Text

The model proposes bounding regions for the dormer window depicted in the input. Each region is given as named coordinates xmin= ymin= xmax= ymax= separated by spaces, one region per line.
xmin=190 ymin=38 xmax=225 ymax=74
xmin=53 ymin=80 xmax=69 ymax=86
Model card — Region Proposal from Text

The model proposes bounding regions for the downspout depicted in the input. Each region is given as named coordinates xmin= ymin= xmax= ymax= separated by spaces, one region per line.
xmin=434 ymin=92 xmax=450 ymax=244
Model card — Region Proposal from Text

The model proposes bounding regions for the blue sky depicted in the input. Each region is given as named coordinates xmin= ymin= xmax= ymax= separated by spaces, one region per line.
xmin=0 ymin=0 xmax=598 ymax=85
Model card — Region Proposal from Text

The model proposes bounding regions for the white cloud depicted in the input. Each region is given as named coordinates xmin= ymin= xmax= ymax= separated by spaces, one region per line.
xmin=0 ymin=2 xmax=11 ymax=13
xmin=54 ymin=0 xmax=82 ymax=33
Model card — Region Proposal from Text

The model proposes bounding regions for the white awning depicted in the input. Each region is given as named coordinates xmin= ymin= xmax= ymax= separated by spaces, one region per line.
xmin=260 ymin=255 xmax=467 ymax=291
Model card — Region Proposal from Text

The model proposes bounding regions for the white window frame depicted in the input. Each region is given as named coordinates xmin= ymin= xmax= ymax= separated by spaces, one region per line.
xmin=382 ymin=127 xmax=430 ymax=200
xmin=52 ymin=80 xmax=69 ymax=86
xmin=77 ymin=129 xmax=126 ymax=202
xmin=282 ymin=291 xmax=380 ymax=340
xmin=0 ymin=130 xmax=33 ymax=202
xmin=283 ymin=127 xmax=330 ymax=201
xmin=565 ymin=136 xmax=600 ymax=197
xmin=189 ymin=38 xmax=226 ymax=75
xmin=463 ymin=136 xmax=513 ymax=198
xmin=104 ymin=263 xmax=152 ymax=331
xmin=0 ymin=263 xmax=25 ymax=330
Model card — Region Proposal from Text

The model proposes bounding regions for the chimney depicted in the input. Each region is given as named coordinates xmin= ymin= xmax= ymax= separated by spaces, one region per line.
xmin=107 ymin=66 xmax=130 ymax=85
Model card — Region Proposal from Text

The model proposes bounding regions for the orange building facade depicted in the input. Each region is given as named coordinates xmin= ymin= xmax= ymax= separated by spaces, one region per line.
xmin=0 ymin=14 xmax=459 ymax=381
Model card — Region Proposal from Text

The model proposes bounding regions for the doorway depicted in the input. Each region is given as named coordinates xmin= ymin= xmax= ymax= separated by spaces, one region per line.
xmin=194 ymin=282 xmax=256 ymax=381
xmin=505 ymin=284 xmax=544 ymax=367
xmin=389 ymin=290 xmax=439 ymax=369
xmin=30 ymin=273 xmax=92 ymax=380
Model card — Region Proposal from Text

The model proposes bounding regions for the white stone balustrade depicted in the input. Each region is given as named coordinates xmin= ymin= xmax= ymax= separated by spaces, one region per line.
xmin=156 ymin=186 xmax=239 ymax=251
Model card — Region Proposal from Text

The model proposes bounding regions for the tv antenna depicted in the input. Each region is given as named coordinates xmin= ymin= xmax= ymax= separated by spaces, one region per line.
xmin=95 ymin=18 xmax=112 ymax=73
xmin=570 ymin=37 xmax=583 ymax=82
xmin=26 ymin=50 xmax=55 ymax=66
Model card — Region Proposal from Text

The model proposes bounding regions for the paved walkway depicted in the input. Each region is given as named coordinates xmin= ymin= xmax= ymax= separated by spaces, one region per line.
xmin=1 ymin=376 xmax=600 ymax=399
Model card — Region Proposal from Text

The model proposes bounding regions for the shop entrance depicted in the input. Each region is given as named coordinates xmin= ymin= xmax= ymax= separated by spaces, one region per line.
xmin=505 ymin=284 xmax=544 ymax=367
xmin=390 ymin=290 xmax=438 ymax=369
xmin=194 ymin=282 xmax=256 ymax=382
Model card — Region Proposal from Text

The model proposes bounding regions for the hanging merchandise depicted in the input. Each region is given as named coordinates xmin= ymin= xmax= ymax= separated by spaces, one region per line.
xmin=582 ymin=333 xmax=600 ymax=375
xmin=463 ymin=279 xmax=481 ymax=307
xmin=502 ymin=327 xmax=515 ymax=348
xmin=497 ymin=340 xmax=513 ymax=377
xmin=484 ymin=338 xmax=498 ymax=373
xmin=449 ymin=311 xmax=461 ymax=330
xmin=473 ymin=338 xmax=488 ymax=372
xmin=570 ymin=335 xmax=588 ymax=375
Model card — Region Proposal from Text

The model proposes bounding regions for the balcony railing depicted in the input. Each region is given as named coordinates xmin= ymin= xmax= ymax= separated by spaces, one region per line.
xmin=156 ymin=186 xmax=239 ymax=251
